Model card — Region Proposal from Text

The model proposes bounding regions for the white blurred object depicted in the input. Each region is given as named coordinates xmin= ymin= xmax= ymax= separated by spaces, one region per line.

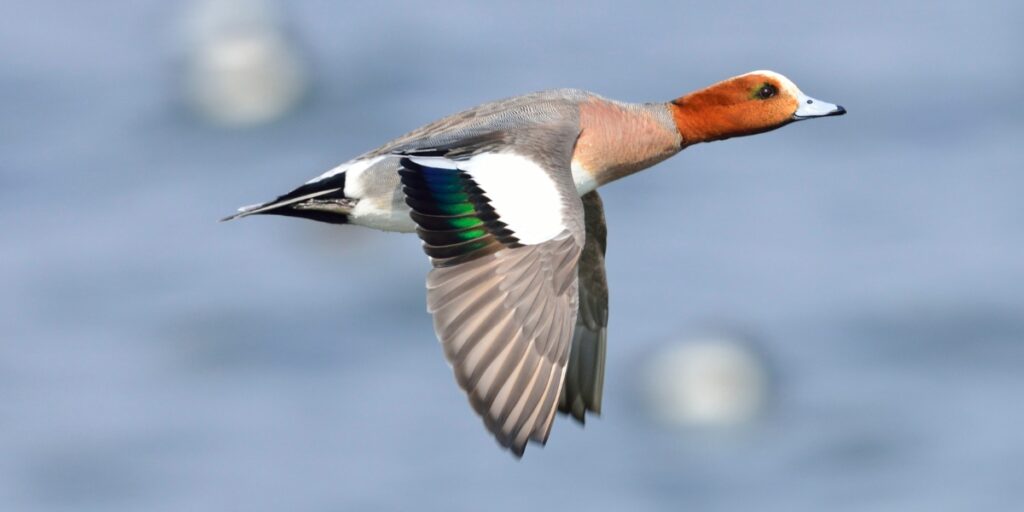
xmin=180 ymin=0 xmax=308 ymax=126
xmin=643 ymin=335 xmax=768 ymax=428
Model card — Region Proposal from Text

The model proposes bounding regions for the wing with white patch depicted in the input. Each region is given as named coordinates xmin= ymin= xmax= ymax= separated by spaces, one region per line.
xmin=399 ymin=149 xmax=583 ymax=456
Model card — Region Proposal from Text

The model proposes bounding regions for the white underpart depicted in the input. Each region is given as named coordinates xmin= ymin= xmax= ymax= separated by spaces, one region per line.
xmin=408 ymin=153 xmax=567 ymax=245
xmin=571 ymin=159 xmax=599 ymax=196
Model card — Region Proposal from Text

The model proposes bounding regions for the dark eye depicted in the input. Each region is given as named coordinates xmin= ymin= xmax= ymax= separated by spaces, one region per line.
xmin=756 ymin=84 xmax=778 ymax=99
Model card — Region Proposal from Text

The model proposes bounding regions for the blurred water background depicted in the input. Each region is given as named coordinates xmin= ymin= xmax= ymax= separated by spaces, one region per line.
xmin=2 ymin=1 xmax=1023 ymax=510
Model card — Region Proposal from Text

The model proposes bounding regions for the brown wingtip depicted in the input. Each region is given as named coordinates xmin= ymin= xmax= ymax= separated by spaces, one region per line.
xmin=507 ymin=440 xmax=526 ymax=458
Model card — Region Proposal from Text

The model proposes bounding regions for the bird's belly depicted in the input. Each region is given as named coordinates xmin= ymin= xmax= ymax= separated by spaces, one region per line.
xmin=349 ymin=195 xmax=416 ymax=233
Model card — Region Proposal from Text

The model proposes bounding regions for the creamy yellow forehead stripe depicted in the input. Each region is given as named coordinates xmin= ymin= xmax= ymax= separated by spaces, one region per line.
xmin=740 ymin=69 xmax=803 ymax=99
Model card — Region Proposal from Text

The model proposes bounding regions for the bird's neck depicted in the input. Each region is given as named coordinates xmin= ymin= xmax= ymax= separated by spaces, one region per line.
xmin=572 ymin=98 xmax=683 ymax=191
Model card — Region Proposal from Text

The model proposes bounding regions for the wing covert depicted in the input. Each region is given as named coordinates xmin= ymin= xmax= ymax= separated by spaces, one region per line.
xmin=399 ymin=146 xmax=584 ymax=456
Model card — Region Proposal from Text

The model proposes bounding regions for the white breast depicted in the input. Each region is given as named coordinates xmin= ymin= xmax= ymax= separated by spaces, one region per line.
xmin=571 ymin=160 xmax=599 ymax=195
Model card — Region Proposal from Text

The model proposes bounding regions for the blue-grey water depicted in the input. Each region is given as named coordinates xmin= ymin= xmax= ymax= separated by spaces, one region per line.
xmin=3 ymin=1 xmax=1023 ymax=510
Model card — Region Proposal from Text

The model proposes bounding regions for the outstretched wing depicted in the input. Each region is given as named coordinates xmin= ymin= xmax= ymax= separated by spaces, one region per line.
xmin=559 ymin=190 xmax=609 ymax=423
xmin=399 ymin=141 xmax=584 ymax=456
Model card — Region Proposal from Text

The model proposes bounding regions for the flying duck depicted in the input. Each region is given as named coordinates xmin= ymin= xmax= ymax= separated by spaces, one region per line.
xmin=224 ymin=70 xmax=845 ymax=456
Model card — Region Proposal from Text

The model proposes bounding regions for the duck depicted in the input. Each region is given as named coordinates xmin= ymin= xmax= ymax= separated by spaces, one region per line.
xmin=224 ymin=70 xmax=845 ymax=456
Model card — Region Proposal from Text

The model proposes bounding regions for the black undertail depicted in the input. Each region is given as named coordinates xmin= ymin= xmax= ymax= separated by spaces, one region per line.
xmin=236 ymin=172 xmax=351 ymax=225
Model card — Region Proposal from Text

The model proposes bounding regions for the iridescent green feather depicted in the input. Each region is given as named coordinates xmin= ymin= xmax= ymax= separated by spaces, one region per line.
xmin=400 ymin=157 xmax=516 ymax=263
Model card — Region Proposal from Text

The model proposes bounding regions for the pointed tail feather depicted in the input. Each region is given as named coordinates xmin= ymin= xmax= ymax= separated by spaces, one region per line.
xmin=220 ymin=172 xmax=351 ymax=224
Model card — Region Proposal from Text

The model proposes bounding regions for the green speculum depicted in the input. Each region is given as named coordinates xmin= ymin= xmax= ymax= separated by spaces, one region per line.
xmin=448 ymin=216 xmax=484 ymax=229
xmin=456 ymin=228 xmax=487 ymax=240
xmin=436 ymin=202 xmax=475 ymax=215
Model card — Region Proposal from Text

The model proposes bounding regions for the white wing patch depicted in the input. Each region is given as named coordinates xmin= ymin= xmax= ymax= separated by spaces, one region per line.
xmin=407 ymin=153 xmax=567 ymax=245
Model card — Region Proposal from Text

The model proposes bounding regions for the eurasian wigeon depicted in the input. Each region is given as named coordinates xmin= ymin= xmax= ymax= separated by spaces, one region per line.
xmin=225 ymin=69 xmax=845 ymax=456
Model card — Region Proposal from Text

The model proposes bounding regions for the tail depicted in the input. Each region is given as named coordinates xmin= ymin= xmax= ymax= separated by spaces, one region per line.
xmin=221 ymin=172 xmax=352 ymax=225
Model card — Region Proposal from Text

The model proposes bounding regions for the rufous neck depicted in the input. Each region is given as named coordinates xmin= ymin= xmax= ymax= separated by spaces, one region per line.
xmin=668 ymin=94 xmax=784 ymax=146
